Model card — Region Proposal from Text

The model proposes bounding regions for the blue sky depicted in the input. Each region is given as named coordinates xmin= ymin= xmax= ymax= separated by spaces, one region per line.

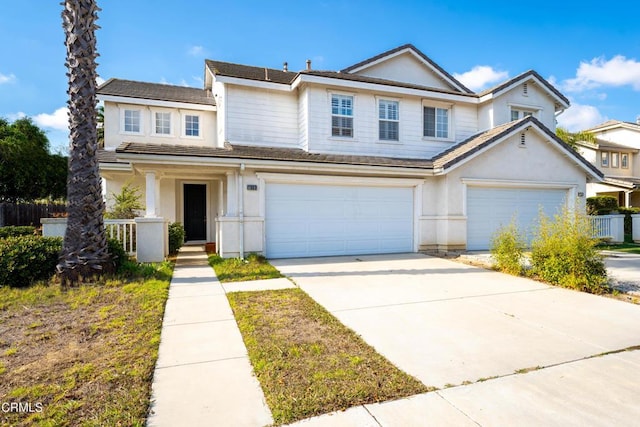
xmin=2 ymin=0 xmax=640 ymax=153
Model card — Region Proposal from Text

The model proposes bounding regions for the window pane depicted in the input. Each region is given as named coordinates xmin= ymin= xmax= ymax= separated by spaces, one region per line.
xmin=622 ymin=154 xmax=628 ymax=168
xmin=331 ymin=95 xmax=353 ymax=137
xmin=185 ymin=115 xmax=199 ymax=136
xmin=379 ymin=121 xmax=399 ymax=141
xmin=436 ymin=108 xmax=448 ymax=138
xmin=601 ymin=152 xmax=609 ymax=167
xmin=511 ymin=110 xmax=519 ymax=121
xmin=424 ymin=107 xmax=435 ymax=137
xmin=124 ymin=110 xmax=140 ymax=133
xmin=155 ymin=112 xmax=170 ymax=134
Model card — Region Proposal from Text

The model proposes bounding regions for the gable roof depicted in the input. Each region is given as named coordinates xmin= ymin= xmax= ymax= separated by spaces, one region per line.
xmin=586 ymin=120 xmax=640 ymax=133
xmin=478 ymin=70 xmax=570 ymax=108
xmin=205 ymin=60 xmax=296 ymax=85
xmin=98 ymin=79 xmax=215 ymax=106
xmin=341 ymin=44 xmax=473 ymax=94
xmin=432 ymin=116 xmax=602 ymax=178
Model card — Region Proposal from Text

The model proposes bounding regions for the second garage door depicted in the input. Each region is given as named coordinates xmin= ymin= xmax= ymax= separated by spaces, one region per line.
xmin=265 ymin=183 xmax=414 ymax=258
xmin=467 ymin=187 xmax=568 ymax=250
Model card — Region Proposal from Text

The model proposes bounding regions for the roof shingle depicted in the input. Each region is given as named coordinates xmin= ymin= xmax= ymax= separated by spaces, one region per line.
xmin=98 ymin=79 xmax=215 ymax=106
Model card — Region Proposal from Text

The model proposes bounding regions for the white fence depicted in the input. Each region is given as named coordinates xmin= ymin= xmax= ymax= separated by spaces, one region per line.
xmin=104 ymin=219 xmax=136 ymax=256
xmin=589 ymin=214 xmax=624 ymax=243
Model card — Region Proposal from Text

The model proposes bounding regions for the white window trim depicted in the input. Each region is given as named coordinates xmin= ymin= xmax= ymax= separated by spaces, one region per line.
xmin=422 ymin=99 xmax=454 ymax=142
xmin=120 ymin=108 xmax=143 ymax=135
xmin=509 ymin=103 xmax=543 ymax=120
xmin=181 ymin=112 xmax=203 ymax=139
xmin=621 ymin=153 xmax=629 ymax=169
xmin=151 ymin=108 xmax=173 ymax=137
xmin=601 ymin=151 xmax=609 ymax=168
xmin=377 ymin=97 xmax=400 ymax=143
xmin=611 ymin=152 xmax=620 ymax=168
xmin=329 ymin=91 xmax=356 ymax=140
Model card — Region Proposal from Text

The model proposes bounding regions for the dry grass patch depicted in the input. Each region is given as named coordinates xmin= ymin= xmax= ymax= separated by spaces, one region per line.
xmin=228 ymin=288 xmax=431 ymax=425
xmin=0 ymin=261 xmax=173 ymax=426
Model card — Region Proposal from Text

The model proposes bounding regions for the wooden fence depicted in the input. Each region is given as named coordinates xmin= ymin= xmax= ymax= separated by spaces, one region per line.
xmin=0 ymin=203 xmax=66 ymax=227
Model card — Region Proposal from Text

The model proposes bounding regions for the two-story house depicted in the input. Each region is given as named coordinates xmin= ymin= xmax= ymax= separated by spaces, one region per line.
xmin=97 ymin=44 xmax=602 ymax=258
xmin=576 ymin=120 xmax=640 ymax=207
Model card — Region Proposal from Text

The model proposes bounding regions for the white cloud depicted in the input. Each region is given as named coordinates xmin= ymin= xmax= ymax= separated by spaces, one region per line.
xmin=33 ymin=107 xmax=69 ymax=131
xmin=187 ymin=45 xmax=206 ymax=56
xmin=0 ymin=72 xmax=16 ymax=84
xmin=96 ymin=76 xmax=105 ymax=86
xmin=453 ymin=66 xmax=509 ymax=91
xmin=556 ymin=102 xmax=605 ymax=132
xmin=562 ymin=55 xmax=640 ymax=92
xmin=7 ymin=111 xmax=26 ymax=121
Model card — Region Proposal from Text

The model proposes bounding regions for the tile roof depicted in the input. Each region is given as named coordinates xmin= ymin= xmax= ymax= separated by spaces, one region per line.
xmin=98 ymin=79 xmax=215 ymax=106
xmin=300 ymin=70 xmax=475 ymax=98
xmin=586 ymin=120 xmax=640 ymax=132
xmin=478 ymin=70 xmax=570 ymax=107
xmin=595 ymin=138 xmax=640 ymax=152
xmin=112 ymin=142 xmax=434 ymax=169
xmin=205 ymin=60 xmax=297 ymax=84
xmin=432 ymin=116 xmax=602 ymax=178
xmin=340 ymin=44 xmax=473 ymax=94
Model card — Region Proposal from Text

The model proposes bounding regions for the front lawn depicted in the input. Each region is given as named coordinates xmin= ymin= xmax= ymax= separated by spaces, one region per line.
xmin=599 ymin=242 xmax=640 ymax=254
xmin=0 ymin=261 xmax=173 ymax=426
xmin=228 ymin=288 xmax=431 ymax=425
xmin=208 ymin=253 xmax=283 ymax=282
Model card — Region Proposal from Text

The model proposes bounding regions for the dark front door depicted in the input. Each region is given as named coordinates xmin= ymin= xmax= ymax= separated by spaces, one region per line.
xmin=184 ymin=184 xmax=207 ymax=241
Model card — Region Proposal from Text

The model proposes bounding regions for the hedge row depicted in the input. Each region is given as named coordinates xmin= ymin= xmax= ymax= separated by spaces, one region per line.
xmin=0 ymin=236 xmax=128 ymax=288
xmin=0 ymin=225 xmax=36 ymax=239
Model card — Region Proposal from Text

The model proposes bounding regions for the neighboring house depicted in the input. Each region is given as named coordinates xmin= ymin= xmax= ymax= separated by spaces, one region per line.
xmin=576 ymin=120 xmax=640 ymax=207
xmin=97 ymin=44 xmax=602 ymax=258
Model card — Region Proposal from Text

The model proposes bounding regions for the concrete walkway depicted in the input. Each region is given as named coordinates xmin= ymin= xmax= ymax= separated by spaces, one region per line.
xmin=146 ymin=246 xmax=273 ymax=427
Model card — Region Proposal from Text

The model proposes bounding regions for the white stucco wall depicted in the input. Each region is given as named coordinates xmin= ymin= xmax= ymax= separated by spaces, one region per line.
xmin=485 ymin=81 xmax=558 ymax=130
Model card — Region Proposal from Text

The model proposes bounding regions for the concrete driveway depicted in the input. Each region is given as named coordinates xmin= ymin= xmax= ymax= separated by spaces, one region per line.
xmin=604 ymin=251 xmax=640 ymax=295
xmin=272 ymin=253 xmax=640 ymax=426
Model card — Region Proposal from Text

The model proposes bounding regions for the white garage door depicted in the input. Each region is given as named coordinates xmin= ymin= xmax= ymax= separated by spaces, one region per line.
xmin=467 ymin=187 xmax=567 ymax=250
xmin=265 ymin=183 xmax=414 ymax=258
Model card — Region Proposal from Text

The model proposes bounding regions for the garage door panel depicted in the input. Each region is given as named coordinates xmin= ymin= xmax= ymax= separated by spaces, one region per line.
xmin=467 ymin=187 xmax=567 ymax=251
xmin=266 ymin=183 xmax=413 ymax=258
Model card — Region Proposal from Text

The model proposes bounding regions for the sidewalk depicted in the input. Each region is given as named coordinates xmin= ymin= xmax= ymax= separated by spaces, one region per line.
xmin=146 ymin=246 xmax=273 ymax=427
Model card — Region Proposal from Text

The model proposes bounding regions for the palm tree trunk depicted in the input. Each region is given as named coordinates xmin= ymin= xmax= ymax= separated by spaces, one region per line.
xmin=58 ymin=0 xmax=111 ymax=286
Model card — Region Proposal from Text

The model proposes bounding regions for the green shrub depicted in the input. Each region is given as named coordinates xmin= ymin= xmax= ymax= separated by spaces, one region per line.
xmin=490 ymin=219 xmax=526 ymax=275
xmin=107 ymin=238 xmax=128 ymax=272
xmin=0 ymin=226 xmax=36 ymax=239
xmin=0 ymin=236 xmax=62 ymax=288
xmin=586 ymin=195 xmax=618 ymax=215
xmin=104 ymin=182 xmax=144 ymax=219
xmin=530 ymin=207 xmax=608 ymax=293
xmin=168 ymin=222 xmax=185 ymax=254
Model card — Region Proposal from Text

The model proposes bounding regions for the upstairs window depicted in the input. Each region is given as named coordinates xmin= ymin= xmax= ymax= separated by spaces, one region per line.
xmin=612 ymin=152 xmax=619 ymax=168
xmin=331 ymin=94 xmax=353 ymax=137
xmin=424 ymin=106 xmax=449 ymax=139
xmin=511 ymin=108 xmax=534 ymax=121
xmin=123 ymin=109 xmax=141 ymax=133
xmin=601 ymin=152 xmax=609 ymax=168
xmin=184 ymin=114 xmax=200 ymax=137
xmin=622 ymin=153 xmax=629 ymax=169
xmin=155 ymin=112 xmax=171 ymax=135
xmin=378 ymin=99 xmax=399 ymax=141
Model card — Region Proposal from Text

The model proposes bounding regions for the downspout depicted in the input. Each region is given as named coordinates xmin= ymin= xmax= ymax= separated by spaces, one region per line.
xmin=239 ymin=163 xmax=245 ymax=259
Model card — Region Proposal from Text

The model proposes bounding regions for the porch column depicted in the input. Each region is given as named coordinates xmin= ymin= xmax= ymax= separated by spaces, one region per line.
xmin=625 ymin=191 xmax=631 ymax=208
xmin=225 ymin=171 xmax=238 ymax=216
xmin=145 ymin=171 xmax=157 ymax=217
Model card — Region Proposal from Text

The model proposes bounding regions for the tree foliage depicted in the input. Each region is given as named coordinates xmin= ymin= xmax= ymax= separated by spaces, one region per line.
xmin=0 ymin=117 xmax=68 ymax=202
xmin=556 ymin=127 xmax=595 ymax=151
xmin=105 ymin=182 xmax=144 ymax=219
